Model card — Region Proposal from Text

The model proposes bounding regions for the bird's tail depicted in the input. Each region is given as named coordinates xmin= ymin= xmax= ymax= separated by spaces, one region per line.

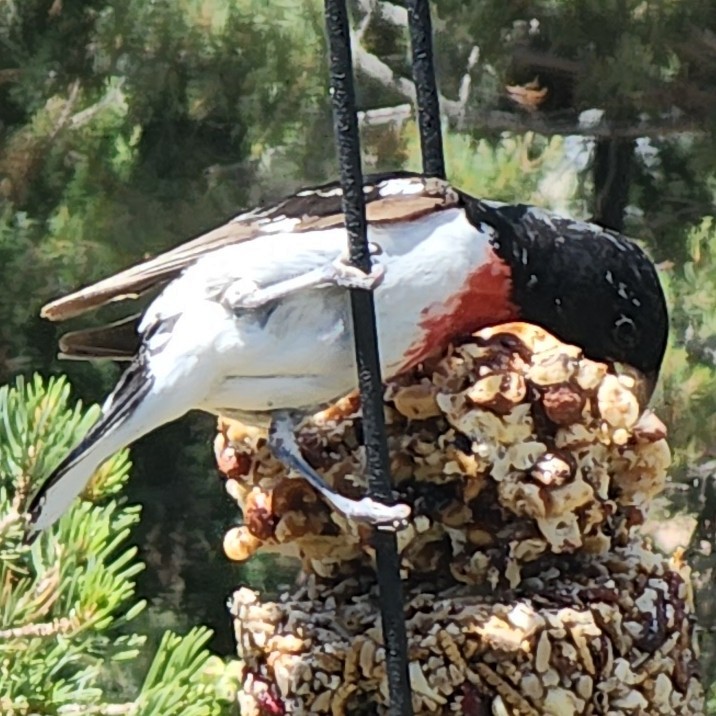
xmin=26 ymin=356 xmax=157 ymax=539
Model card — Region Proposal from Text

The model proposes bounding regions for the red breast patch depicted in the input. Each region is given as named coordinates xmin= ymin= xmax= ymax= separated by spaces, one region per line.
xmin=400 ymin=249 xmax=517 ymax=369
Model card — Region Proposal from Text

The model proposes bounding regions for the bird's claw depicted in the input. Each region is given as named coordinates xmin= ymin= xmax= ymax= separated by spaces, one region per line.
xmin=330 ymin=242 xmax=384 ymax=291
xmin=339 ymin=496 xmax=411 ymax=532
xmin=330 ymin=257 xmax=385 ymax=291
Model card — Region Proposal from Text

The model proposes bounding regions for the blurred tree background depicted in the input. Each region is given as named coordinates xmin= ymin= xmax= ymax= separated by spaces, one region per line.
xmin=2 ymin=0 xmax=716 ymax=710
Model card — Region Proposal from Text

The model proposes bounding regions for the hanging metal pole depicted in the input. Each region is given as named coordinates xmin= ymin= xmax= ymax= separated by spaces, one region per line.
xmin=323 ymin=1 xmax=413 ymax=714
xmin=406 ymin=0 xmax=446 ymax=180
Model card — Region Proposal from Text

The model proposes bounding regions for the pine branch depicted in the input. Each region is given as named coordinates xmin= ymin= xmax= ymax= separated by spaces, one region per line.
xmin=454 ymin=108 xmax=705 ymax=139
xmin=0 ymin=700 xmax=136 ymax=716
xmin=0 ymin=614 xmax=80 ymax=639
xmin=135 ymin=627 xmax=219 ymax=716
xmin=0 ymin=375 xmax=234 ymax=715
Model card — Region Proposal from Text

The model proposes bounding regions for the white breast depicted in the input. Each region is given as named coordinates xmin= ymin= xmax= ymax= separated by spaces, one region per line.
xmin=371 ymin=208 xmax=492 ymax=373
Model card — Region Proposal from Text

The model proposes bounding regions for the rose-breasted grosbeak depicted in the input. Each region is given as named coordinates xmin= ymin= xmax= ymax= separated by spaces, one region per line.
xmin=26 ymin=172 xmax=668 ymax=538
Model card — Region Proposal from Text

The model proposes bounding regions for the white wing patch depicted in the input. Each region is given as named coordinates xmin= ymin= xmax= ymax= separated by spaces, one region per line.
xmin=259 ymin=216 xmax=300 ymax=234
xmin=378 ymin=177 xmax=428 ymax=197
xmin=525 ymin=206 xmax=557 ymax=229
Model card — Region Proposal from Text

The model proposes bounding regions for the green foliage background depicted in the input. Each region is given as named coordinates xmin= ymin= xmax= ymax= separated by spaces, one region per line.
xmin=2 ymin=0 xmax=716 ymax=710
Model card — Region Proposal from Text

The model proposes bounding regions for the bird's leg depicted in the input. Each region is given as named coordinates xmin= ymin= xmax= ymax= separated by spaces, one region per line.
xmin=268 ymin=410 xmax=410 ymax=531
xmin=225 ymin=245 xmax=384 ymax=310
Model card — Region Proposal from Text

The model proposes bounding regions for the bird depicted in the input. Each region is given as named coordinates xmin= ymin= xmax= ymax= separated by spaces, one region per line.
xmin=26 ymin=171 xmax=669 ymax=540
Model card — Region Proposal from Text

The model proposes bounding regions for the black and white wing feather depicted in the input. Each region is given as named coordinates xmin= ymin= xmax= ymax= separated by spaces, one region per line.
xmin=42 ymin=172 xmax=457 ymax=322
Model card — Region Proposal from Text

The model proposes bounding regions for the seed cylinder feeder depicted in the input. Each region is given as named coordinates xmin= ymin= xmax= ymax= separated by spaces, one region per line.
xmin=222 ymin=2 xmax=704 ymax=714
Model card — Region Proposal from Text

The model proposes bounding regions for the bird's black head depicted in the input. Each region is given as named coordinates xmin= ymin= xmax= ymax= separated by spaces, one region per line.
xmin=464 ymin=199 xmax=669 ymax=396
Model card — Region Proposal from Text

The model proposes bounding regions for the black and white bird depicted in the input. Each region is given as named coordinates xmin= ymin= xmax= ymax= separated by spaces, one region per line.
xmin=26 ymin=172 xmax=668 ymax=539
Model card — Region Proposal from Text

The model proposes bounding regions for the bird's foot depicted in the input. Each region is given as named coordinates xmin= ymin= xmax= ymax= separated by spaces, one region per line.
xmin=269 ymin=411 xmax=410 ymax=531
xmin=329 ymin=255 xmax=385 ymax=291
xmin=320 ymin=491 xmax=411 ymax=531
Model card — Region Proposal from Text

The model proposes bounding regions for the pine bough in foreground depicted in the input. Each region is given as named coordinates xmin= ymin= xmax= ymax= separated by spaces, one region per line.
xmin=0 ymin=375 xmax=233 ymax=716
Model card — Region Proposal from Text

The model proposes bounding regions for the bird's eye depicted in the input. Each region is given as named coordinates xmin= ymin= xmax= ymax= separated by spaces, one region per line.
xmin=613 ymin=315 xmax=637 ymax=348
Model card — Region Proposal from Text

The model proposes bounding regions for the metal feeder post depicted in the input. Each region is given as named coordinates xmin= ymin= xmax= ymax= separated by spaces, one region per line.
xmin=407 ymin=0 xmax=446 ymax=180
xmin=324 ymin=1 xmax=413 ymax=714
xmin=324 ymin=0 xmax=445 ymax=712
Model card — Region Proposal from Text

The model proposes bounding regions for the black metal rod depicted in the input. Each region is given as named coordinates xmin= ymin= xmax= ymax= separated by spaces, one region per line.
xmin=406 ymin=0 xmax=446 ymax=180
xmin=324 ymin=1 xmax=413 ymax=714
